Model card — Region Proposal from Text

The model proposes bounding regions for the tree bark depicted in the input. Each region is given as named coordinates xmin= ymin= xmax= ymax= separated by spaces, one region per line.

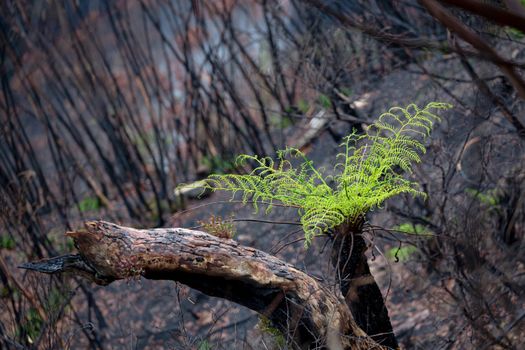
xmin=21 ymin=221 xmax=385 ymax=350
xmin=332 ymin=219 xmax=399 ymax=349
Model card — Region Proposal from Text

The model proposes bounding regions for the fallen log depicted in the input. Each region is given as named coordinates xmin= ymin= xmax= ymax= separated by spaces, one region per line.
xmin=21 ymin=221 xmax=385 ymax=350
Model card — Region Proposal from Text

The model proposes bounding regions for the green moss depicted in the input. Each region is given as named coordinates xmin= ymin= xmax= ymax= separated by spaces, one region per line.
xmin=506 ymin=2 xmax=525 ymax=39
xmin=297 ymin=99 xmax=310 ymax=114
xmin=201 ymin=155 xmax=235 ymax=174
xmin=78 ymin=196 xmax=101 ymax=212
xmin=0 ymin=286 xmax=10 ymax=298
xmin=465 ymin=188 xmax=499 ymax=207
xmin=45 ymin=288 xmax=66 ymax=313
xmin=507 ymin=27 xmax=524 ymax=39
xmin=19 ymin=308 xmax=43 ymax=345
xmin=0 ymin=234 xmax=15 ymax=250
xmin=318 ymin=93 xmax=332 ymax=109
xmin=270 ymin=113 xmax=293 ymax=129
xmin=280 ymin=115 xmax=294 ymax=129
xmin=66 ymin=237 xmax=75 ymax=251
xmin=259 ymin=316 xmax=286 ymax=348
xmin=340 ymin=87 xmax=352 ymax=97
xmin=395 ymin=223 xmax=430 ymax=235
xmin=387 ymin=245 xmax=418 ymax=262
xmin=197 ymin=340 xmax=212 ymax=350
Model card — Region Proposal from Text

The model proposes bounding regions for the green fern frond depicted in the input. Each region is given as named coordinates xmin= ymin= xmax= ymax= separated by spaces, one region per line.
xmin=193 ymin=102 xmax=452 ymax=247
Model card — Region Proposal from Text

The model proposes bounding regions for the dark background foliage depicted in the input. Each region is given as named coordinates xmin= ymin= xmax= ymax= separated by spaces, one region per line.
xmin=1 ymin=0 xmax=524 ymax=349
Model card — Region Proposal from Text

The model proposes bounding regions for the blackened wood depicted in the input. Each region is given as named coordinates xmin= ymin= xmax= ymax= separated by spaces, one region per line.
xmin=332 ymin=220 xmax=399 ymax=349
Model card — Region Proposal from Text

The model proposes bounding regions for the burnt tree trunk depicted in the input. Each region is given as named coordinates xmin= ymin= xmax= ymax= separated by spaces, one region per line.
xmin=21 ymin=221 xmax=385 ymax=350
xmin=332 ymin=219 xmax=399 ymax=349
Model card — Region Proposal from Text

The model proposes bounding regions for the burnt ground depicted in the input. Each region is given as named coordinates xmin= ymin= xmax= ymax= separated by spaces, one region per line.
xmin=32 ymin=51 xmax=525 ymax=349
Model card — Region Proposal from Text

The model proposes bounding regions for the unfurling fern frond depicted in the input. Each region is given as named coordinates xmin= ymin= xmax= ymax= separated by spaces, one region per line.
xmin=193 ymin=102 xmax=452 ymax=247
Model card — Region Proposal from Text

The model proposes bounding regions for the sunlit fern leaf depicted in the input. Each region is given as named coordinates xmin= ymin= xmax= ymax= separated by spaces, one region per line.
xmin=189 ymin=102 xmax=452 ymax=247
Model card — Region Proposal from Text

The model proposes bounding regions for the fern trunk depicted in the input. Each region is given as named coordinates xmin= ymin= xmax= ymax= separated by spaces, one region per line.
xmin=332 ymin=220 xmax=399 ymax=349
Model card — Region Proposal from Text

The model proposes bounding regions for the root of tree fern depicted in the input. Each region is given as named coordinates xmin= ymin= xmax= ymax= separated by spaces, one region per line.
xmin=21 ymin=221 xmax=387 ymax=350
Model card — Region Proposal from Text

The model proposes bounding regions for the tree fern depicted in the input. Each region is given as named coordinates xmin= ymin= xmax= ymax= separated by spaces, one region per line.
xmin=199 ymin=102 xmax=452 ymax=246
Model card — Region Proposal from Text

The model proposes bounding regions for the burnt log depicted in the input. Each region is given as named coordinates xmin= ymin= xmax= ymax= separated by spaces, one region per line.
xmin=21 ymin=221 xmax=385 ymax=350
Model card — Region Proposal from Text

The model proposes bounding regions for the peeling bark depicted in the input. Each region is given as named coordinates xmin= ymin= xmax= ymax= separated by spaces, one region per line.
xmin=21 ymin=221 xmax=385 ymax=350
